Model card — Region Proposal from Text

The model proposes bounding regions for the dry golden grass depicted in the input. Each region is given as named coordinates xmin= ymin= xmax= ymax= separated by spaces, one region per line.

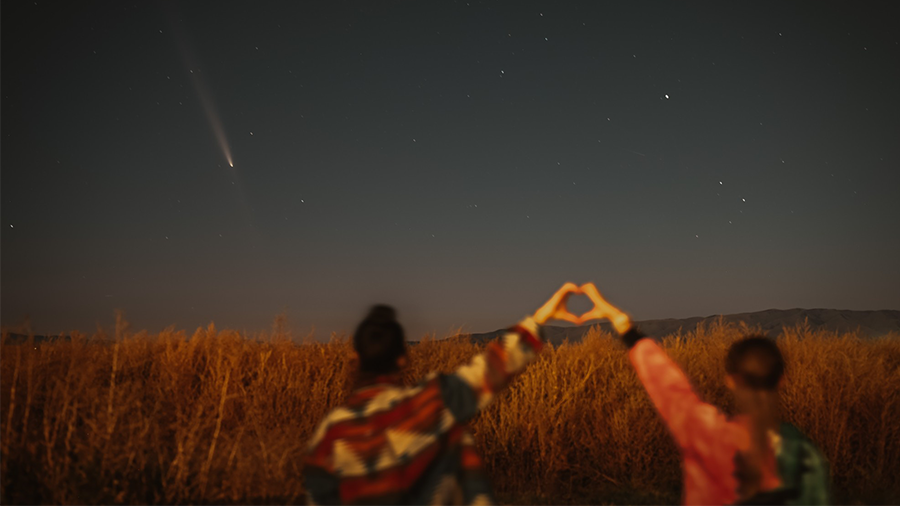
xmin=2 ymin=315 xmax=899 ymax=504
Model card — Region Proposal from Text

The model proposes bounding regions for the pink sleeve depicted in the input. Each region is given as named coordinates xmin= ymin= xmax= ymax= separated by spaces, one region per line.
xmin=628 ymin=338 xmax=732 ymax=458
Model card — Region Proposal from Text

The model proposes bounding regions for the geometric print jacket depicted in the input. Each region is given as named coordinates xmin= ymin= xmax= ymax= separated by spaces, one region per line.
xmin=303 ymin=317 xmax=544 ymax=505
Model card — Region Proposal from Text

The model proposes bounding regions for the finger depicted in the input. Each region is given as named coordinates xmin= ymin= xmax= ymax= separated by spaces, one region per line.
xmin=554 ymin=310 xmax=582 ymax=324
xmin=581 ymin=283 xmax=607 ymax=305
xmin=558 ymin=282 xmax=580 ymax=298
xmin=580 ymin=282 xmax=600 ymax=298
xmin=552 ymin=293 xmax=574 ymax=319
xmin=579 ymin=308 xmax=609 ymax=323
xmin=578 ymin=311 xmax=599 ymax=323
xmin=549 ymin=283 xmax=578 ymax=308
xmin=535 ymin=287 xmax=570 ymax=323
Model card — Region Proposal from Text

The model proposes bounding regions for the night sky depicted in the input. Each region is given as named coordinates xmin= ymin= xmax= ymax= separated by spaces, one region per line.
xmin=2 ymin=1 xmax=899 ymax=339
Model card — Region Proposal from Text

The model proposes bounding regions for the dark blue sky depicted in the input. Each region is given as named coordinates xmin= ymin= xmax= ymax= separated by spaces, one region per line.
xmin=2 ymin=1 xmax=899 ymax=338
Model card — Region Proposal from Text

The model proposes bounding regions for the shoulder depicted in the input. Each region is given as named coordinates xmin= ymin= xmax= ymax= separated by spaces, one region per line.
xmin=777 ymin=423 xmax=829 ymax=472
xmin=779 ymin=423 xmax=808 ymax=441
xmin=779 ymin=423 xmax=825 ymax=454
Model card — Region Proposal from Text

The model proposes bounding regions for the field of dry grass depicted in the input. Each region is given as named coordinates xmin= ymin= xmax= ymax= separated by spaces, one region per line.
xmin=2 ymin=315 xmax=899 ymax=504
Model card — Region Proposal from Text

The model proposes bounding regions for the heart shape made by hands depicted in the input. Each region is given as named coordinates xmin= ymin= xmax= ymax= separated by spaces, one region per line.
xmin=550 ymin=287 xmax=590 ymax=324
xmin=549 ymin=283 xmax=625 ymax=326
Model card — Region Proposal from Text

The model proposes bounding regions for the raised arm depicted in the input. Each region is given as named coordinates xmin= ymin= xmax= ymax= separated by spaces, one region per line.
xmin=580 ymin=283 xmax=732 ymax=455
xmin=627 ymin=335 xmax=731 ymax=452
xmin=438 ymin=282 xmax=582 ymax=422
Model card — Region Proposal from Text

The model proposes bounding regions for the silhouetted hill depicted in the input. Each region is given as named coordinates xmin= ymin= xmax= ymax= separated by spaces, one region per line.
xmin=2 ymin=333 xmax=70 ymax=344
xmin=5 ymin=309 xmax=898 ymax=346
xmin=464 ymin=309 xmax=900 ymax=346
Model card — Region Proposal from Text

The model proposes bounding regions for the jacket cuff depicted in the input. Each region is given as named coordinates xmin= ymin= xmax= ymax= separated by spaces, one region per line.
xmin=511 ymin=316 xmax=544 ymax=351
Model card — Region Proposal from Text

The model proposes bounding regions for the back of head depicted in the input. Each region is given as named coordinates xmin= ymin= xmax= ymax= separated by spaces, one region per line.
xmin=726 ymin=335 xmax=785 ymax=391
xmin=353 ymin=305 xmax=407 ymax=375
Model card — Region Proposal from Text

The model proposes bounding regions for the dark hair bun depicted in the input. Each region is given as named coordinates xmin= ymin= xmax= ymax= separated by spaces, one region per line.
xmin=354 ymin=304 xmax=406 ymax=375
xmin=367 ymin=305 xmax=397 ymax=323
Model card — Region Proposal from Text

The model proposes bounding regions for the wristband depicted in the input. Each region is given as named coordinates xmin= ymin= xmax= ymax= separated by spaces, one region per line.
xmin=620 ymin=326 xmax=645 ymax=349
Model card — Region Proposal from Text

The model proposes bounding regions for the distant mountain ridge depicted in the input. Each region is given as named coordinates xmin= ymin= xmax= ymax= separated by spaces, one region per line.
xmin=5 ymin=309 xmax=898 ymax=345
xmin=464 ymin=309 xmax=900 ymax=346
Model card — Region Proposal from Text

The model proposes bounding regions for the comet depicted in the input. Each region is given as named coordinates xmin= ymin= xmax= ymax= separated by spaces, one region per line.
xmin=166 ymin=6 xmax=234 ymax=170
xmin=191 ymin=72 xmax=234 ymax=169
xmin=166 ymin=7 xmax=252 ymax=229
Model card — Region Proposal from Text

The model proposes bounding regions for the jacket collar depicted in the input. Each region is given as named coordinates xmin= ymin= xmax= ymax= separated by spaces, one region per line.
xmin=354 ymin=372 xmax=404 ymax=390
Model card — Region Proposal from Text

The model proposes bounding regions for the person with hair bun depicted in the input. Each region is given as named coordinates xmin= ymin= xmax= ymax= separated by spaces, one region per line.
xmin=304 ymin=283 xmax=582 ymax=505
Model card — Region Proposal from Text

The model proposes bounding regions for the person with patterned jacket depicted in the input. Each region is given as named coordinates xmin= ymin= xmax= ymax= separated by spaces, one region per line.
xmin=578 ymin=282 xmax=830 ymax=506
xmin=303 ymin=283 xmax=583 ymax=505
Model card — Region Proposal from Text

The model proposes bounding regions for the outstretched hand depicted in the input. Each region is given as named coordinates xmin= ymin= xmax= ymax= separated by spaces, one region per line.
xmin=533 ymin=282 xmax=583 ymax=325
xmin=578 ymin=283 xmax=633 ymax=334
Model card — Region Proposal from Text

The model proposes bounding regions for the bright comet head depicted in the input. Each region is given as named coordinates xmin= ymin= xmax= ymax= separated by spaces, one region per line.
xmin=229 ymin=161 xmax=234 ymax=167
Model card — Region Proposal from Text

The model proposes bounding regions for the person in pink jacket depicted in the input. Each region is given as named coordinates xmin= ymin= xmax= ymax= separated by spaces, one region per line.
xmin=578 ymin=283 xmax=830 ymax=505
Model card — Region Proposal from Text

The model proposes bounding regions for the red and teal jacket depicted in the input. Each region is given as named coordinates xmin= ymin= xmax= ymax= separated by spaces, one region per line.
xmin=622 ymin=328 xmax=830 ymax=505
xmin=303 ymin=317 xmax=545 ymax=505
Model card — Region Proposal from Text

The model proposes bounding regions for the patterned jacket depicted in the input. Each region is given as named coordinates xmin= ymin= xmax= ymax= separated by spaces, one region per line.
xmin=303 ymin=317 xmax=544 ymax=505
xmin=624 ymin=329 xmax=829 ymax=505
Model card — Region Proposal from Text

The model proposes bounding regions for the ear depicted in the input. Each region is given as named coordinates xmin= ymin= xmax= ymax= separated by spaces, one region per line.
xmin=396 ymin=354 xmax=409 ymax=370
xmin=725 ymin=374 xmax=737 ymax=391
xmin=349 ymin=351 xmax=360 ymax=368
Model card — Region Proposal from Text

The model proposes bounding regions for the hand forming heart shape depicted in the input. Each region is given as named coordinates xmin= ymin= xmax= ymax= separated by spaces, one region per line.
xmin=534 ymin=282 xmax=632 ymax=331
